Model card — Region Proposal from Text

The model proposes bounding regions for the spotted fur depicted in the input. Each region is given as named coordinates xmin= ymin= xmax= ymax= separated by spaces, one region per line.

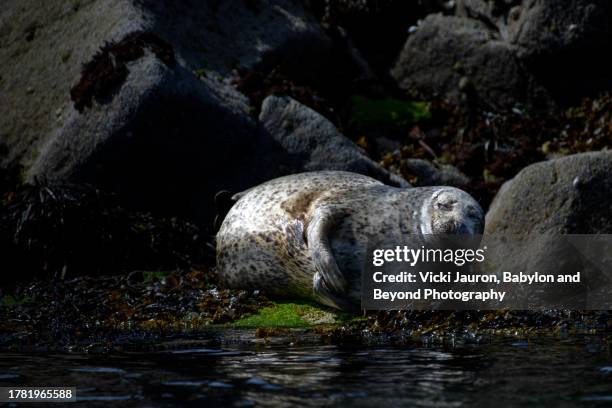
xmin=216 ymin=171 xmax=484 ymax=310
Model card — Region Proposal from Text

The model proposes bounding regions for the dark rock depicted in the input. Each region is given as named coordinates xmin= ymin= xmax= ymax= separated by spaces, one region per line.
xmin=504 ymin=0 xmax=612 ymax=105
xmin=457 ymin=0 xmax=612 ymax=104
xmin=485 ymin=150 xmax=612 ymax=234
xmin=28 ymin=55 xmax=258 ymax=224
xmin=0 ymin=0 xmax=145 ymax=169
xmin=310 ymin=0 xmax=452 ymax=74
xmin=392 ymin=0 xmax=612 ymax=111
xmin=1 ymin=0 xmax=337 ymax=224
xmin=456 ymin=0 xmax=522 ymax=25
xmin=403 ymin=158 xmax=470 ymax=187
xmin=70 ymin=31 xmax=176 ymax=112
xmin=391 ymin=14 xmax=549 ymax=111
xmin=140 ymin=0 xmax=334 ymax=81
xmin=258 ymin=95 xmax=410 ymax=187
xmin=483 ymin=151 xmax=612 ymax=307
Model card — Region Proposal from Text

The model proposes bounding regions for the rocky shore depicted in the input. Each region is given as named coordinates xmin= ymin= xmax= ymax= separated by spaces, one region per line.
xmin=1 ymin=0 xmax=611 ymax=351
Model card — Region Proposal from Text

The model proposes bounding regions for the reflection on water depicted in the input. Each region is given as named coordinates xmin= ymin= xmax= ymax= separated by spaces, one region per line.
xmin=1 ymin=336 xmax=612 ymax=407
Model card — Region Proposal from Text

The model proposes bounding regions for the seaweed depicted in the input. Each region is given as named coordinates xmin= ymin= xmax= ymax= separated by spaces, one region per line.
xmin=234 ymin=67 xmax=337 ymax=123
xmin=0 ymin=271 xmax=268 ymax=352
xmin=0 ymin=182 xmax=211 ymax=283
xmin=2 ymin=265 xmax=611 ymax=351
xmin=377 ymin=92 xmax=612 ymax=208
xmin=70 ymin=31 xmax=176 ymax=112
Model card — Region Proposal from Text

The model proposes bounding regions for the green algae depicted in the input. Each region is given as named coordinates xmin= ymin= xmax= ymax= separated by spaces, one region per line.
xmin=232 ymin=301 xmax=353 ymax=328
xmin=142 ymin=271 xmax=172 ymax=283
xmin=349 ymin=95 xmax=431 ymax=130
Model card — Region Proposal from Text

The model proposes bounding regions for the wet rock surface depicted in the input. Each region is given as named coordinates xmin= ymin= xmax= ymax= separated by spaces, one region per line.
xmin=0 ymin=271 xmax=268 ymax=352
xmin=1 ymin=271 xmax=611 ymax=352
xmin=2 ymin=257 xmax=611 ymax=352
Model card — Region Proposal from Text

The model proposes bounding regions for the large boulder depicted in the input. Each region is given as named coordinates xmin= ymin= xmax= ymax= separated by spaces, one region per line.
xmin=0 ymin=0 xmax=336 ymax=223
xmin=457 ymin=0 xmax=612 ymax=103
xmin=0 ymin=0 xmax=144 ymax=168
xmin=390 ymin=14 xmax=548 ymax=111
xmin=28 ymin=55 xmax=258 ymax=224
xmin=139 ymin=0 xmax=334 ymax=82
xmin=402 ymin=158 xmax=470 ymax=187
xmin=258 ymin=95 xmax=409 ymax=187
xmin=483 ymin=151 xmax=612 ymax=308
xmin=309 ymin=0 xmax=452 ymax=74
xmin=504 ymin=0 xmax=612 ymax=104
xmin=392 ymin=0 xmax=612 ymax=111
xmin=505 ymin=0 xmax=611 ymax=59
xmin=485 ymin=151 xmax=612 ymax=235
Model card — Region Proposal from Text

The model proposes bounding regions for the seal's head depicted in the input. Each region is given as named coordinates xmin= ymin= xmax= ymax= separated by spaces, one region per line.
xmin=420 ymin=187 xmax=484 ymax=235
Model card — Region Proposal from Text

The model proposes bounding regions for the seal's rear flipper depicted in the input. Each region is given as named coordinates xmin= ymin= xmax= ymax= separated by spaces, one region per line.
xmin=307 ymin=206 xmax=349 ymax=295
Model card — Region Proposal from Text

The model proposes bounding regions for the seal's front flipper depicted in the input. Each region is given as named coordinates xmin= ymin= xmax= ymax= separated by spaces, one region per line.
xmin=313 ymin=272 xmax=355 ymax=311
xmin=307 ymin=206 xmax=348 ymax=295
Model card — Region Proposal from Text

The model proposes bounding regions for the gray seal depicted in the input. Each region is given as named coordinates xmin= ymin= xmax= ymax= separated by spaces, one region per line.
xmin=216 ymin=171 xmax=484 ymax=310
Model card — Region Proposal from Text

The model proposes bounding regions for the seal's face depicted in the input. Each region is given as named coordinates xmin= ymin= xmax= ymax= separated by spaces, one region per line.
xmin=423 ymin=188 xmax=484 ymax=235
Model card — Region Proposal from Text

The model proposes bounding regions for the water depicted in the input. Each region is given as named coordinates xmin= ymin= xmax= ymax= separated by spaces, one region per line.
xmin=1 ymin=336 xmax=612 ymax=407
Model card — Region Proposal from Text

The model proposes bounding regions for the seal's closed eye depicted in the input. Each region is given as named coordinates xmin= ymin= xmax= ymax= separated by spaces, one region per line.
xmin=436 ymin=201 xmax=454 ymax=211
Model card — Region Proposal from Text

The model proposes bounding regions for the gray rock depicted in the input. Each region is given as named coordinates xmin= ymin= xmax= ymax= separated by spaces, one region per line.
xmin=28 ymin=55 xmax=258 ymax=223
xmin=485 ymin=150 xmax=612 ymax=235
xmin=390 ymin=14 xmax=548 ymax=111
xmin=504 ymin=0 xmax=612 ymax=103
xmin=505 ymin=0 xmax=611 ymax=58
xmin=310 ymin=0 xmax=451 ymax=73
xmin=456 ymin=0 xmax=522 ymax=31
xmin=1 ymin=0 xmax=332 ymax=166
xmin=455 ymin=0 xmax=491 ymax=17
xmin=483 ymin=151 xmax=612 ymax=308
xmin=0 ymin=0 xmax=144 ymax=168
xmin=1 ymin=0 xmax=335 ymax=222
xmin=392 ymin=0 xmax=612 ymax=110
xmin=403 ymin=158 xmax=470 ymax=187
xmin=456 ymin=0 xmax=611 ymax=60
xmin=258 ymin=95 xmax=410 ymax=187
xmin=140 ymin=0 xmax=333 ymax=80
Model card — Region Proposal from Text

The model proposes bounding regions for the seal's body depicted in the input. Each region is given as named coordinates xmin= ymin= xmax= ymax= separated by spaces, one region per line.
xmin=216 ymin=171 xmax=483 ymax=310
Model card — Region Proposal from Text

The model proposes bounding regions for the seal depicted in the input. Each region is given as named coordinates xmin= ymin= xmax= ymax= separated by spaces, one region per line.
xmin=216 ymin=171 xmax=484 ymax=311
